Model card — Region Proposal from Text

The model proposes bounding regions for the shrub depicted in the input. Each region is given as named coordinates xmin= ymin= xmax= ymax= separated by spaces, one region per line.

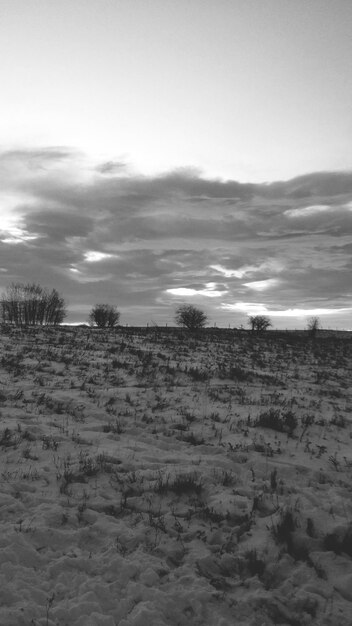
xmin=88 ymin=304 xmax=120 ymax=328
xmin=0 ymin=282 xmax=66 ymax=326
xmin=248 ymin=315 xmax=272 ymax=332
xmin=175 ymin=305 xmax=208 ymax=330
xmin=306 ymin=316 xmax=321 ymax=338
xmin=255 ymin=408 xmax=297 ymax=435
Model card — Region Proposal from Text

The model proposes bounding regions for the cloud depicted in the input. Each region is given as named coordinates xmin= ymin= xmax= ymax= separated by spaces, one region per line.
xmin=96 ymin=160 xmax=127 ymax=175
xmin=0 ymin=147 xmax=75 ymax=169
xmin=284 ymin=205 xmax=330 ymax=218
xmin=243 ymin=278 xmax=280 ymax=291
xmin=84 ymin=251 xmax=117 ymax=263
xmin=222 ymin=302 xmax=269 ymax=315
xmin=221 ymin=303 xmax=352 ymax=317
xmin=265 ymin=171 xmax=352 ymax=199
xmin=0 ymin=147 xmax=351 ymax=327
xmin=211 ymin=259 xmax=284 ymax=279
xmin=167 ymin=283 xmax=228 ymax=298
xmin=21 ymin=208 xmax=95 ymax=242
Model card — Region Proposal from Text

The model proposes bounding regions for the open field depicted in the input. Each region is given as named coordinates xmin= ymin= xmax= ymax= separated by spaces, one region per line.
xmin=0 ymin=326 xmax=352 ymax=626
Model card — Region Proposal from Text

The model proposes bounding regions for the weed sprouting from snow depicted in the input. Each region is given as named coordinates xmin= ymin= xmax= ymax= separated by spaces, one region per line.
xmin=155 ymin=471 xmax=203 ymax=496
xmin=271 ymin=508 xmax=297 ymax=546
xmin=255 ymin=408 xmax=298 ymax=436
xmin=103 ymin=418 xmax=125 ymax=434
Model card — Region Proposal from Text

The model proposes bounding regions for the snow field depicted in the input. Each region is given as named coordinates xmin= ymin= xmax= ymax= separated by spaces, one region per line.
xmin=0 ymin=326 xmax=351 ymax=625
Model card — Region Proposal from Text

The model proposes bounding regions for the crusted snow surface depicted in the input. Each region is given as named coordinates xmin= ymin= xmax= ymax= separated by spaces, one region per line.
xmin=0 ymin=325 xmax=351 ymax=625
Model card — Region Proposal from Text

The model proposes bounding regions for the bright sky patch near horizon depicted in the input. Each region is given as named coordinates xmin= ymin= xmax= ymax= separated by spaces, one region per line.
xmin=0 ymin=0 xmax=351 ymax=329
xmin=1 ymin=0 xmax=352 ymax=181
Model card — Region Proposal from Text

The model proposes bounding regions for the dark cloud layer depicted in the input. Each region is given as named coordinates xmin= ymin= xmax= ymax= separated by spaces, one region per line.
xmin=0 ymin=148 xmax=351 ymax=328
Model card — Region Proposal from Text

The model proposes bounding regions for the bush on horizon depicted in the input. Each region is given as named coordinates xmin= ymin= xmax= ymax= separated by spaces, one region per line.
xmin=0 ymin=282 xmax=66 ymax=326
xmin=174 ymin=304 xmax=208 ymax=330
xmin=248 ymin=315 xmax=272 ymax=332
xmin=88 ymin=304 xmax=120 ymax=328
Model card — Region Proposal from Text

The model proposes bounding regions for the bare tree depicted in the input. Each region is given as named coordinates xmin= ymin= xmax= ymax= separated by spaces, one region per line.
xmin=0 ymin=283 xmax=66 ymax=326
xmin=43 ymin=289 xmax=67 ymax=325
xmin=248 ymin=315 xmax=272 ymax=332
xmin=306 ymin=316 xmax=321 ymax=338
xmin=88 ymin=304 xmax=120 ymax=328
xmin=175 ymin=304 xmax=208 ymax=330
xmin=0 ymin=283 xmax=22 ymax=326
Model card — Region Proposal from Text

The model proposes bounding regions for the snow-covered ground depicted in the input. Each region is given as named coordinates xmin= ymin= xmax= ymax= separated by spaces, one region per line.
xmin=0 ymin=326 xmax=351 ymax=626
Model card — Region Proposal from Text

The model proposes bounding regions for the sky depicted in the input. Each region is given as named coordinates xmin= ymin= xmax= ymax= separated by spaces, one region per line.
xmin=0 ymin=0 xmax=351 ymax=328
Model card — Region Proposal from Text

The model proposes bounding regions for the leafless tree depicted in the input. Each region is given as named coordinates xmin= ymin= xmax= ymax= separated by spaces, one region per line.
xmin=88 ymin=304 xmax=120 ymax=328
xmin=175 ymin=304 xmax=208 ymax=330
xmin=306 ymin=316 xmax=321 ymax=338
xmin=0 ymin=283 xmax=66 ymax=326
xmin=248 ymin=315 xmax=272 ymax=332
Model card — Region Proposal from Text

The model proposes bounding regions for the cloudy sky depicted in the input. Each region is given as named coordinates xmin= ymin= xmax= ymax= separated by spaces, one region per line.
xmin=0 ymin=1 xmax=351 ymax=328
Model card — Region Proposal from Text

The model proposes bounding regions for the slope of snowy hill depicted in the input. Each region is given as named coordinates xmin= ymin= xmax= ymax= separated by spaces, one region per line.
xmin=0 ymin=326 xmax=351 ymax=626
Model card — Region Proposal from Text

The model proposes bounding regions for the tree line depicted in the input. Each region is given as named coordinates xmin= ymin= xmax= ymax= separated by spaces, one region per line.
xmin=0 ymin=283 xmax=66 ymax=326
xmin=0 ymin=282 xmax=321 ymax=334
